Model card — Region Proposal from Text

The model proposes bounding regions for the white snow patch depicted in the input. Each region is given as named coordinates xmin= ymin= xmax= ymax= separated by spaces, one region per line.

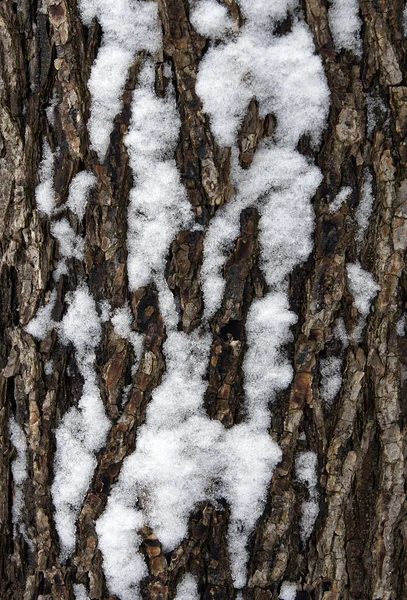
xmin=66 ymin=171 xmax=97 ymax=219
xmin=196 ymin=21 xmax=329 ymax=147
xmin=99 ymin=299 xmax=111 ymax=323
xmin=35 ymin=140 xmax=56 ymax=216
xmin=238 ymin=0 xmax=298 ymax=26
xmin=319 ymin=357 xmax=342 ymax=403
xmin=296 ymin=451 xmax=319 ymax=543
xmin=45 ymin=360 xmax=54 ymax=375
xmin=97 ymin=331 xmax=281 ymax=597
xmin=125 ymin=60 xmax=193 ymax=293
xmin=396 ymin=313 xmax=406 ymax=336
xmin=25 ymin=290 xmax=57 ymax=340
xmin=111 ymin=304 xmax=143 ymax=362
xmin=333 ymin=317 xmax=349 ymax=348
xmin=52 ymin=285 xmax=110 ymax=558
xmin=51 ymin=218 xmax=84 ymax=260
xmin=202 ymin=147 xmax=322 ymax=318
xmin=280 ymin=581 xmax=297 ymax=600
xmin=9 ymin=416 xmax=28 ymax=527
xmin=73 ymin=584 xmax=90 ymax=600
xmin=190 ymin=0 xmax=234 ymax=39
xmin=328 ymin=0 xmax=362 ymax=55
xmin=329 ymin=186 xmax=352 ymax=213
xmin=347 ymin=262 xmax=380 ymax=316
xmin=174 ymin=573 xmax=199 ymax=600
xmin=78 ymin=0 xmax=162 ymax=159
xmin=243 ymin=293 xmax=297 ymax=426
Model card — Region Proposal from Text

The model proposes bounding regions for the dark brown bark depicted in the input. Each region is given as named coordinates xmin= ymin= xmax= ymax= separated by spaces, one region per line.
xmin=1 ymin=1 xmax=407 ymax=599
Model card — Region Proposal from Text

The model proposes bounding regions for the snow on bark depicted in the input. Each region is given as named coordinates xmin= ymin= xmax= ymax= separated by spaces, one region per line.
xmin=356 ymin=169 xmax=374 ymax=246
xmin=51 ymin=285 xmax=110 ymax=558
xmin=295 ymin=451 xmax=319 ymax=543
xmin=202 ymin=147 xmax=322 ymax=318
xmin=66 ymin=171 xmax=97 ymax=220
xmin=174 ymin=573 xmax=199 ymax=600
xmin=125 ymin=59 xmax=193 ymax=319
xmin=25 ymin=290 xmax=57 ymax=340
xmin=329 ymin=186 xmax=352 ymax=213
xmin=328 ymin=0 xmax=362 ymax=55
xmin=279 ymin=581 xmax=298 ymax=600
xmin=346 ymin=262 xmax=380 ymax=316
xmin=9 ymin=416 xmax=28 ymax=530
xmin=189 ymin=0 xmax=235 ymax=39
xmin=78 ymin=0 xmax=161 ymax=160
xmin=95 ymin=1 xmax=330 ymax=596
xmin=196 ymin=15 xmax=329 ymax=148
xmin=319 ymin=357 xmax=343 ymax=404
xmin=97 ymin=331 xmax=282 ymax=596
xmin=35 ymin=139 xmax=56 ymax=216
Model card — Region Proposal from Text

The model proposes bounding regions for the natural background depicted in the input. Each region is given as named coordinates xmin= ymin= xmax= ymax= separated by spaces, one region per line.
xmin=1 ymin=0 xmax=407 ymax=599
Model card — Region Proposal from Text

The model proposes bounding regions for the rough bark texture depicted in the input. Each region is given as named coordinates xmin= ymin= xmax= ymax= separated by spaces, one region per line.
xmin=1 ymin=1 xmax=407 ymax=599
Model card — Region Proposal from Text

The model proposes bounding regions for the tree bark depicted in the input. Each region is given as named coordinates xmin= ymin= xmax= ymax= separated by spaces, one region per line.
xmin=1 ymin=1 xmax=407 ymax=599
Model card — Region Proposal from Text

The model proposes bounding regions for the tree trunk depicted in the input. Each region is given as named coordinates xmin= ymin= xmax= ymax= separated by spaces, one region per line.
xmin=1 ymin=1 xmax=407 ymax=599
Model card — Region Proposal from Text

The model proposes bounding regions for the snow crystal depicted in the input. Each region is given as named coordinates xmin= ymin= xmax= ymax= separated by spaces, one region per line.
xmin=51 ymin=218 xmax=84 ymax=260
xmin=280 ymin=581 xmax=297 ymax=600
xmin=319 ymin=357 xmax=342 ymax=403
xmin=66 ymin=171 xmax=97 ymax=219
xmin=174 ymin=573 xmax=199 ymax=600
xmin=328 ymin=0 xmax=362 ymax=55
xmin=196 ymin=21 xmax=329 ymax=147
xmin=97 ymin=331 xmax=281 ymax=597
xmin=126 ymin=60 xmax=193 ymax=293
xmin=78 ymin=0 xmax=162 ymax=159
xmin=296 ymin=451 xmax=319 ymax=543
xmin=35 ymin=140 xmax=56 ymax=216
xmin=189 ymin=0 xmax=234 ymax=39
xmin=9 ymin=416 xmax=28 ymax=526
xmin=347 ymin=262 xmax=380 ymax=316
xmin=25 ymin=290 xmax=57 ymax=340
xmin=52 ymin=285 xmax=110 ymax=558
xmin=329 ymin=186 xmax=352 ymax=213
xmin=355 ymin=170 xmax=374 ymax=246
